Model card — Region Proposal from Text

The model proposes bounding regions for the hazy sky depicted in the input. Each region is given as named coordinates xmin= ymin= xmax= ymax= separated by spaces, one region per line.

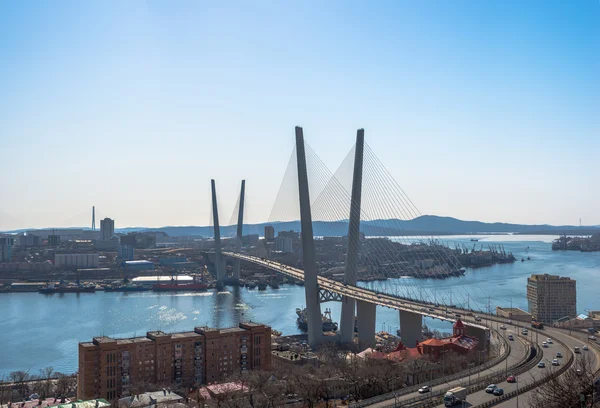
xmin=1 ymin=1 xmax=598 ymax=230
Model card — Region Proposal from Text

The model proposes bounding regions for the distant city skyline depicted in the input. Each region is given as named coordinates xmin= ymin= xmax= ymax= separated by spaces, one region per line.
xmin=1 ymin=1 xmax=598 ymax=230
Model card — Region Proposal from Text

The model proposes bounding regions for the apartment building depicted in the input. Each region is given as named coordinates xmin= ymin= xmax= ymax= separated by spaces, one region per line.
xmin=527 ymin=274 xmax=577 ymax=323
xmin=78 ymin=322 xmax=271 ymax=401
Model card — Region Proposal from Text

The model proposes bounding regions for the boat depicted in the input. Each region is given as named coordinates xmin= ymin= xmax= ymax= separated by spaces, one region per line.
xmin=521 ymin=258 xmax=525 ymax=262
xmin=296 ymin=307 xmax=338 ymax=332
xmin=153 ymin=277 xmax=208 ymax=291
xmin=105 ymin=283 xmax=149 ymax=292
xmin=40 ymin=281 xmax=96 ymax=294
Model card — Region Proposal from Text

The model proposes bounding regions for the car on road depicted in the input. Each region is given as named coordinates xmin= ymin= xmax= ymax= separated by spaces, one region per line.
xmin=428 ymin=308 xmax=435 ymax=312
xmin=493 ymin=388 xmax=504 ymax=396
xmin=521 ymin=329 xmax=528 ymax=335
xmin=583 ymin=345 xmax=589 ymax=351
xmin=455 ymin=314 xmax=462 ymax=318
xmin=538 ymin=362 xmax=546 ymax=368
xmin=485 ymin=384 xmax=497 ymax=394
xmin=475 ymin=316 xmax=482 ymax=322
xmin=574 ymin=347 xmax=581 ymax=354
xmin=556 ymin=352 xmax=563 ymax=358
xmin=546 ymin=338 xmax=553 ymax=344
xmin=542 ymin=342 xmax=548 ymax=348
xmin=507 ymin=375 xmax=517 ymax=383
xmin=508 ymin=334 xmax=514 ymax=341
xmin=418 ymin=386 xmax=430 ymax=394
xmin=500 ymin=325 xmax=506 ymax=330
xmin=589 ymin=335 xmax=597 ymax=341
xmin=577 ymin=369 xmax=583 ymax=376
xmin=552 ymin=359 xmax=560 ymax=366
xmin=467 ymin=312 xmax=473 ymax=316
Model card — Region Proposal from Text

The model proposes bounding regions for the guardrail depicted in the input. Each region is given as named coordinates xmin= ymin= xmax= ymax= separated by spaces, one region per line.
xmin=350 ymin=327 xmax=513 ymax=407
xmin=470 ymin=330 xmax=576 ymax=408
xmin=378 ymin=342 xmax=542 ymax=408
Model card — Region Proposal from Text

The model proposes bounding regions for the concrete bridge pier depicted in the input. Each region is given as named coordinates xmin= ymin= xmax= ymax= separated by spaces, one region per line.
xmin=357 ymin=300 xmax=376 ymax=349
xmin=295 ymin=127 xmax=323 ymax=347
xmin=233 ymin=180 xmax=245 ymax=281
xmin=400 ymin=310 xmax=422 ymax=348
xmin=340 ymin=129 xmax=364 ymax=344
xmin=211 ymin=179 xmax=224 ymax=285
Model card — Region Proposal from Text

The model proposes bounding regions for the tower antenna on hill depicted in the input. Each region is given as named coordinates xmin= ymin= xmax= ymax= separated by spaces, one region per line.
xmin=92 ymin=206 xmax=96 ymax=231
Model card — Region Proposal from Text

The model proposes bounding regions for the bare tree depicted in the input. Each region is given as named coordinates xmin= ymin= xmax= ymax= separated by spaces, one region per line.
xmin=529 ymin=352 xmax=600 ymax=408
xmin=0 ymin=375 xmax=13 ymax=405
xmin=9 ymin=371 xmax=30 ymax=399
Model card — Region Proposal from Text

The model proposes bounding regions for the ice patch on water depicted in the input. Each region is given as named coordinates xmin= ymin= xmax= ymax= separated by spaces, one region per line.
xmin=158 ymin=306 xmax=168 ymax=311
xmin=146 ymin=305 xmax=159 ymax=309
xmin=192 ymin=310 xmax=200 ymax=315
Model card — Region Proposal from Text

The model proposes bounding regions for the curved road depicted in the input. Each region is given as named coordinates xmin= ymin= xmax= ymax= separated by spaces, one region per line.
xmin=228 ymin=253 xmax=600 ymax=407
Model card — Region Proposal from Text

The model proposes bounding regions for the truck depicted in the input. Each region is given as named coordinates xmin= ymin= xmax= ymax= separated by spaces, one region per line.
xmin=444 ymin=387 xmax=467 ymax=406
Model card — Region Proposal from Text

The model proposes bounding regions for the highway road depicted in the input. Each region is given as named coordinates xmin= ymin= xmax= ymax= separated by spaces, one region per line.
xmin=492 ymin=328 xmax=600 ymax=408
xmin=228 ymin=252 xmax=600 ymax=408
xmin=364 ymin=328 xmax=530 ymax=408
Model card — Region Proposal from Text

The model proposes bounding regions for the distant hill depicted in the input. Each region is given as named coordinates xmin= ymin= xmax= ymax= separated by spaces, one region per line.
xmin=4 ymin=215 xmax=599 ymax=237
xmin=122 ymin=215 xmax=600 ymax=237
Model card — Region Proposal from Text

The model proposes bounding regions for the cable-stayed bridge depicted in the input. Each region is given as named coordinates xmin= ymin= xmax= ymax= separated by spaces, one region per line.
xmin=208 ymin=126 xmax=492 ymax=349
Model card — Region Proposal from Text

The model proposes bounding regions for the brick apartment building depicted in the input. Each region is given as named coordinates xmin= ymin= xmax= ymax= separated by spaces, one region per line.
xmin=77 ymin=322 xmax=271 ymax=401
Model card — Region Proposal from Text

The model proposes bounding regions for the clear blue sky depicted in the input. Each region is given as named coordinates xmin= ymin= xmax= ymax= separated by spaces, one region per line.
xmin=1 ymin=0 xmax=598 ymax=230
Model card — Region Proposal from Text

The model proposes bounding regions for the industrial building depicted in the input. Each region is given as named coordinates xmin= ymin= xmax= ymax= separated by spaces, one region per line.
xmin=54 ymin=253 xmax=99 ymax=268
xmin=121 ymin=260 xmax=154 ymax=271
xmin=527 ymin=274 xmax=577 ymax=323
xmin=130 ymin=275 xmax=192 ymax=285
xmin=77 ymin=322 xmax=272 ymax=401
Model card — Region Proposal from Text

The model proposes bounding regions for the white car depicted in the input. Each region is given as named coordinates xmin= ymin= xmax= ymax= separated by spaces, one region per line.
xmin=500 ymin=325 xmax=506 ymax=330
xmin=589 ymin=336 xmax=597 ymax=341
xmin=542 ymin=342 xmax=548 ymax=348
xmin=485 ymin=384 xmax=497 ymax=393
xmin=418 ymin=386 xmax=430 ymax=394
xmin=546 ymin=338 xmax=553 ymax=344
xmin=552 ymin=359 xmax=560 ymax=366
xmin=583 ymin=345 xmax=589 ymax=351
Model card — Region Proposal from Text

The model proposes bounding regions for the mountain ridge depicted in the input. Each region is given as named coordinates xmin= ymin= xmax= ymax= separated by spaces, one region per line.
xmin=4 ymin=215 xmax=599 ymax=237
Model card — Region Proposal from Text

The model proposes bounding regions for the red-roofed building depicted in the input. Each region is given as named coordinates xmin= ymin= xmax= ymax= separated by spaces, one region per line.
xmin=418 ymin=320 xmax=478 ymax=359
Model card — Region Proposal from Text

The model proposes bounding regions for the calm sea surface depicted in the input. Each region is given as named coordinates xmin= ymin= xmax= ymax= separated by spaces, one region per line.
xmin=1 ymin=235 xmax=599 ymax=377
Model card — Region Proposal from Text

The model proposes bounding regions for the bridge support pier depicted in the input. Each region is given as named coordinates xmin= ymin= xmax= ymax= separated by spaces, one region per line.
xmin=400 ymin=310 xmax=422 ymax=348
xmin=211 ymin=179 xmax=224 ymax=285
xmin=340 ymin=129 xmax=364 ymax=344
xmin=295 ymin=127 xmax=323 ymax=347
xmin=233 ymin=180 xmax=245 ymax=281
xmin=357 ymin=300 xmax=376 ymax=349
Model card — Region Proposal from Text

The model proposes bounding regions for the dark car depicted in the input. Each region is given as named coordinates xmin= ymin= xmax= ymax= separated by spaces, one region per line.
xmin=493 ymin=388 xmax=504 ymax=396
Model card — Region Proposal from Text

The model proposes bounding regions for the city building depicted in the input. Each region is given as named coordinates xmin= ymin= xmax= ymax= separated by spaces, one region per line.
xmin=118 ymin=390 xmax=184 ymax=408
xmin=264 ymin=226 xmax=275 ymax=242
xmin=78 ymin=323 xmax=271 ymax=401
xmin=495 ymin=307 xmax=532 ymax=323
xmin=55 ymin=253 xmax=99 ymax=268
xmin=100 ymin=218 xmax=115 ymax=241
xmin=554 ymin=313 xmax=600 ymax=330
xmin=271 ymin=350 xmax=320 ymax=371
xmin=275 ymin=236 xmax=293 ymax=253
xmin=527 ymin=274 xmax=577 ymax=323
xmin=118 ymin=244 xmax=135 ymax=261
xmin=120 ymin=232 xmax=156 ymax=249
xmin=17 ymin=234 xmax=41 ymax=247
xmin=0 ymin=237 xmax=14 ymax=262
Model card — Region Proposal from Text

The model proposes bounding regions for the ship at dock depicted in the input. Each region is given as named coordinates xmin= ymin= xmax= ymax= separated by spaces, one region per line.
xmin=296 ymin=307 xmax=338 ymax=332
xmin=104 ymin=283 xmax=149 ymax=292
xmin=39 ymin=280 xmax=96 ymax=294
xmin=153 ymin=276 xmax=208 ymax=292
